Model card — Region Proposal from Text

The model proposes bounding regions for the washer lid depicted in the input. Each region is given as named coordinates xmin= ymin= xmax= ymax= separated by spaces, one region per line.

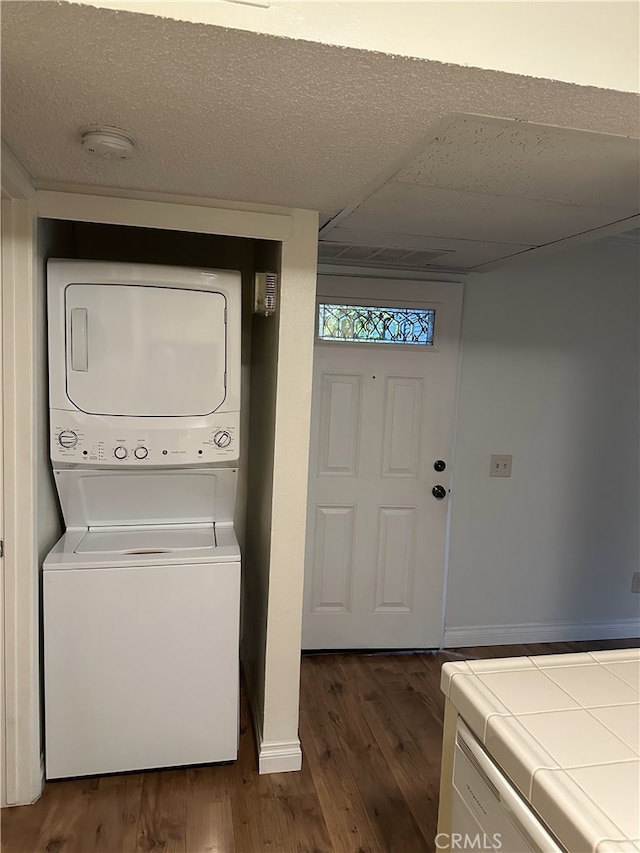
xmin=75 ymin=525 xmax=216 ymax=554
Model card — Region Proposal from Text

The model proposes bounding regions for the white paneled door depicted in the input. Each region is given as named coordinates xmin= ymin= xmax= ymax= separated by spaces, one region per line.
xmin=302 ymin=276 xmax=463 ymax=649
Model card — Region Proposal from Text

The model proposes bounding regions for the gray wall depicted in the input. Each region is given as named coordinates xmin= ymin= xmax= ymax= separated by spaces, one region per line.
xmin=445 ymin=238 xmax=640 ymax=642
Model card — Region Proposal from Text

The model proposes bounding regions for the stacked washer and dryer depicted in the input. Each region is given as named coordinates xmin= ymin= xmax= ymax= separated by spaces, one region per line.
xmin=43 ymin=259 xmax=243 ymax=779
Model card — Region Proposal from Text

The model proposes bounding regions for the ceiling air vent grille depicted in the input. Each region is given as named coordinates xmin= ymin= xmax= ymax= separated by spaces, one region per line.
xmin=318 ymin=242 xmax=451 ymax=269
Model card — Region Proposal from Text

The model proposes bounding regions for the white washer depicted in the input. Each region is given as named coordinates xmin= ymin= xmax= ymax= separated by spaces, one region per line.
xmin=44 ymin=260 xmax=243 ymax=779
xmin=44 ymin=524 xmax=240 ymax=779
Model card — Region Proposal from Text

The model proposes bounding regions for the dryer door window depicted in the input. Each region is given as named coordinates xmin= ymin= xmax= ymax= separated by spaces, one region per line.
xmin=64 ymin=284 xmax=227 ymax=417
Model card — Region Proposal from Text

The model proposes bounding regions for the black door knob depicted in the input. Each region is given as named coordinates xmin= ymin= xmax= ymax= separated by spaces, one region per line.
xmin=432 ymin=485 xmax=447 ymax=500
xmin=434 ymin=460 xmax=446 ymax=472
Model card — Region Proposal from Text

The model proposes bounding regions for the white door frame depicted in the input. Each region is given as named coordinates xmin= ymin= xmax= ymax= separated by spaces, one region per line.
xmin=1 ymin=149 xmax=318 ymax=802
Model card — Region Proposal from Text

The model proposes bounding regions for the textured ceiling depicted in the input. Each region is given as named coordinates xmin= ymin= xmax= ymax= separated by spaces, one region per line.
xmin=1 ymin=1 xmax=639 ymax=271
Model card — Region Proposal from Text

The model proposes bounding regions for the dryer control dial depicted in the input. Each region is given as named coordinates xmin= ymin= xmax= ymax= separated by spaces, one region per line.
xmin=134 ymin=447 xmax=148 ymax=460
xmin=213 ymin=430 xmax=232 ymax=448
xmin=114 ymin=446 xmax=128 ymax=460
xmin=58 ymin=430 xmax=79 ymax=449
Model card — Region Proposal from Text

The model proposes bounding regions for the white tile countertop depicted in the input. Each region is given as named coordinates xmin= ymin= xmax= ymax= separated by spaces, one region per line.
xmin=441 ymin=649 xmax=640 ymax=853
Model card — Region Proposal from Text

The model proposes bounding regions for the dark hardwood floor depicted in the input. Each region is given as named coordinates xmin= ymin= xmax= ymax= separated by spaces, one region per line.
xmin=2 ymin=638 xmax=638 ymax=853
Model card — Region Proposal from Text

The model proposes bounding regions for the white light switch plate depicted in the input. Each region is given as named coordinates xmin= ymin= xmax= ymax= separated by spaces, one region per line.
xmin=490 ymin=454 xmax=512 ymax=477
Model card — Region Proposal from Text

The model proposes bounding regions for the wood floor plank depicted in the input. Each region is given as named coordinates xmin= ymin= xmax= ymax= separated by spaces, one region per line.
xmin=336 ymin=691 xmax=430 ymax=849
xmin=184 ymin=767 xmax=234 ymax=853
xmin=186 ymin=797 xmax=234 ymax=853
xmin=0 ymin=779 xmax=85 ymax=853
xmin=273 ymin=793 xmax=334 ymax=853
xmin=334 ymin=655 xmax=384 ymax=704
xmin=268 ymin=765 xmax=316 ymax=800
xmin=402 ymin=661 xmax=448 ymax=728
xmin=268 ymin=734 xmax=333 ymax=851
xmin=229 ymin=784 xmax=285 ymax=853
xmin=299 ymin=708 xmax=382 ymax=853
xmin=357 ymin=680 xmax=443 ymax=846
xmin=298 ymin=658 xmax=343 ymax=752
xmin=75 ymin=773 xmax=143 ymax=853
xmin=229 ymin=692 xmax=286 ymax=852
xmin=135 ymin=770 xmax=188 ymax=853
xmin=35 ymin=778 xmax=98 ymax=853
xmin=364 ymin=657 xmax=441 ymax=744
xmin=307 ymin=656 xmax=430 ymax=851
xmin=0 ymin=796 xmax=51 ymax=853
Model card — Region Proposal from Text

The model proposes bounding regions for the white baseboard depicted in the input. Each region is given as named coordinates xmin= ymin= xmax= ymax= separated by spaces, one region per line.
xmin=258 ymin=739 xmax=302 ymax=775
xmin=444 ymin=618 xmax=640 ymax=648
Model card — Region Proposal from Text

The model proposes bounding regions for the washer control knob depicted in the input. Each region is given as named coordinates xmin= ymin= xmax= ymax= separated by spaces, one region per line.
xmin=114 ymin=446 xmax=128 ymax=460
xmin=58 ymin=430 xmax=78 ymax=449
xmin=213 ymin=430 xmax=232 ymax=448
xmin=134 ymin=446 xmax=148 ymax=460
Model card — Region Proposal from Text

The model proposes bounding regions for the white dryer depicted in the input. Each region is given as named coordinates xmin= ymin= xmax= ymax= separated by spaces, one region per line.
xmin=47 ymin=259 xmax=241 ymax=466
xmin=43 ymin=260 xmax=243 ymax=779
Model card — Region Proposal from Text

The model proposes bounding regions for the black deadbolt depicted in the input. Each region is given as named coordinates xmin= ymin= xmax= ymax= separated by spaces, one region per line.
xmin=434 ymin=460 xmax=446 ymax=472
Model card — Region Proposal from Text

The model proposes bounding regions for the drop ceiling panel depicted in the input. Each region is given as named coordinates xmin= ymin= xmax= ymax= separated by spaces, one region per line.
xmin=320 ymin=114 xmax=639 ymax=270
xmin=395 ymin=115 xmax=640 ymax=208
xmin=339 ymin=182 xmax=634 ymax=246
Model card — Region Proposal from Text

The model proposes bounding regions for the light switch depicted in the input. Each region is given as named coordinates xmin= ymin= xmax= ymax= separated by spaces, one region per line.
xmin=490 ymin=454 xmax=512 ymax=477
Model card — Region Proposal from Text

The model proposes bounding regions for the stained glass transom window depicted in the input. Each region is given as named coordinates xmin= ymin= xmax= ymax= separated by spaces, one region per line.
xmin=318 ymin=303 xmax=435 ymax=346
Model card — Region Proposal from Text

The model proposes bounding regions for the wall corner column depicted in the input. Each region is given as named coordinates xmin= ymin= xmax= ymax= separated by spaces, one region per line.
xmin=258 ymin=208 xmax=318 ymax=773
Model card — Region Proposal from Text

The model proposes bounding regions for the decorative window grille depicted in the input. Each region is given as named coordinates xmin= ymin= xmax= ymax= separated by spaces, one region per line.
xmin=317 ymin=303 xmax=435 ymax=346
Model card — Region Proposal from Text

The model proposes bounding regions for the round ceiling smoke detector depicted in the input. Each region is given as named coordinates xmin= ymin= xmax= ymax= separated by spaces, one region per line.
xmin=80 ymin=126 xmax=135 ymax=160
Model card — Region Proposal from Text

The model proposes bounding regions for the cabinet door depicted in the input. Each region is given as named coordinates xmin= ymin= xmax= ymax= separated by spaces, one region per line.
xmin=65 ymin=284 xmax=227 ymax=417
